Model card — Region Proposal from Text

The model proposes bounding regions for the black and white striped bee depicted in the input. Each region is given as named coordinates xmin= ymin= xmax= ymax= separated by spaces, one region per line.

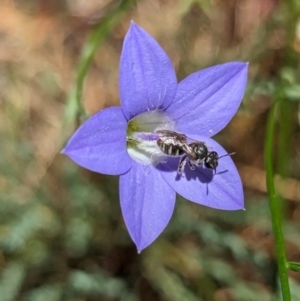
xmin=156 ymin=130 xmax=235 ymax=174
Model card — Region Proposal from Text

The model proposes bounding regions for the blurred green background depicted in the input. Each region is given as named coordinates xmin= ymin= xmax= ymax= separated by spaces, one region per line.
xmin=1 ymin=0 xmax=300 ymax=300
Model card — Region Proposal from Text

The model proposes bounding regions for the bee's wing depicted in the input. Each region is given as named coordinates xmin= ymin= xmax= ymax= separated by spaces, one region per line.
xmin=185 ymin=135 xmax=207 ymax=145
xmin=156 ymin=130 xmax=188 ymax=142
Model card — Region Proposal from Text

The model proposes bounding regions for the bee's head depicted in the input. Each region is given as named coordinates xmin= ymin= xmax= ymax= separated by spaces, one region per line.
xmin=204 ymin=151 xmax=218 ymax=170
xmin=205 ymin=151 xmax=236 ymax=172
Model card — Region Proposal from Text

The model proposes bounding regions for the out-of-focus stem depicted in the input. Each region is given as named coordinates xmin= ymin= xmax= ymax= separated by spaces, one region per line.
xmin=265 ymin=101 xmax=291 ymax=301
xmin=288 ymin=262 xmax=300 ymax=272
xmin=64 ymin=0 xmax=137 ymax=125
xmin=277 ymin=103 xmax=293 ymax=177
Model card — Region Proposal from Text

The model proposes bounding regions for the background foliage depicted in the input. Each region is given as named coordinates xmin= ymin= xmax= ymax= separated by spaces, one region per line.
xmin=1 ymin=0 xmax=300 ymax=300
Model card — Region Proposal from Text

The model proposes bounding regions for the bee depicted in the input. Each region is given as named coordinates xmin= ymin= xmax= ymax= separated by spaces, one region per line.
xmin=156 ymin=130 xmax=235 ymax=174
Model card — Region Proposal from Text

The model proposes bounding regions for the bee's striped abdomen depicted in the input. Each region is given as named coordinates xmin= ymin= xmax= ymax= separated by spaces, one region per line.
xmin=157 ymin=139 xmax=185 ymax=157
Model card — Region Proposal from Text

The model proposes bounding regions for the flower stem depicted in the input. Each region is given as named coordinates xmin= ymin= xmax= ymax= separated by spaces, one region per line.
xmin=64 ymin=0 xmax=137 ymax=126
xmin=288 ymin=262 xmax=300 ymax=272
xmin=265 ymin=101 xmax=291 ymax=300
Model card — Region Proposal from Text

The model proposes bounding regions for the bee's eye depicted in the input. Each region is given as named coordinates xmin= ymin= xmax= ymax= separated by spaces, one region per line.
xmin=204 ymin=152 xmax=218 ymax=169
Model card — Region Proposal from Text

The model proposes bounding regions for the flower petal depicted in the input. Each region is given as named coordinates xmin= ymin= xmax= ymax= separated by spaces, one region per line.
xmin=119 ymin=22 xmax=177 ymax=120
xmin=158 ymin=136 xmax=244 ymax=210
xmin=62 ymin=107 xmax=132 ymax=175
xmin=166 ymin=62 xmax=248 ymax=136
xmin=120 ymin=162 xmax=176 ymax=252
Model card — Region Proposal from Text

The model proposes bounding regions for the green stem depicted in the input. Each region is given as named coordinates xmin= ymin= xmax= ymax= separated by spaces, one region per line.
xmin=277 ymin=0 xmax=297 ymax=178
xmin=64 ymin=0 xmax=137 ymax=125
xmin=277 ymin=102 xmax=293 ymax=177
xmin=288 ymin=262 xmax=300 ymax=272
xmin=265 ymin=101 xmax=291 ymax=300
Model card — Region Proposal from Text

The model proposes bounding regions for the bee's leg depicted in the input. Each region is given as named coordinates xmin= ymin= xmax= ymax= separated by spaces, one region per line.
xmin=194 ymin=159 xmax=204 ymax=167
xmin=178 ymin=155 xmax=188 ymax=175
xmin=187 ymin=160 xmax=196 ymax=170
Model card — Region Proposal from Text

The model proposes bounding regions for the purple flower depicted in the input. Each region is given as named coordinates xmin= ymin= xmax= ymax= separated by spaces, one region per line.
xmin=63 ymin=22 xmax=248 ymax=252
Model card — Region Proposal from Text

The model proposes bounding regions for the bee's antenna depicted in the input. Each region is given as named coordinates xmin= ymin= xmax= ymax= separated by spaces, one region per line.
xmin=218 ymin=152 xmax=236 ymax=159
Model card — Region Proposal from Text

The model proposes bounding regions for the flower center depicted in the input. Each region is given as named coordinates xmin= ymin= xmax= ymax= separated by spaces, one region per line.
xmin=126 ymin=111 xmax=175 ymax=165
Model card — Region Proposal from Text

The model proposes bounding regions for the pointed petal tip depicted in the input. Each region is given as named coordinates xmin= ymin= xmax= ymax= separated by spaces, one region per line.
xmin=129 ymin=20 xmax=139 ymax=32
xmin=229 ymin=61 xmax=249 ymax=70
xmin=223 ymin=61 xmax=248 ymax=72
xmin=136 ymin=242 xmax=148 ymax=253
xmin=242 ymin=61 xmax=249 ymax=70
xmin=128 ymin=21 xmax=147 ymax=38
xmin=230 ymin=203 xmax=245 ymax=211
xmin=237 ymin=61 xmax=249 ymax=74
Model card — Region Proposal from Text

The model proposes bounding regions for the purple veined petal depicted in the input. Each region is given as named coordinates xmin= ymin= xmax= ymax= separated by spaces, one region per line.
xmin=62 ymin=107 xmax=132 ymax=175
xmin=158 ymin=136 xmax=244 ymax=210
xmin=119 ymin=22 xmax=177 ymax=120
xmin=166 ymin=62 xmax=248 ymax=137
xmin=119 ymin=162 xmax=176 ymax=252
